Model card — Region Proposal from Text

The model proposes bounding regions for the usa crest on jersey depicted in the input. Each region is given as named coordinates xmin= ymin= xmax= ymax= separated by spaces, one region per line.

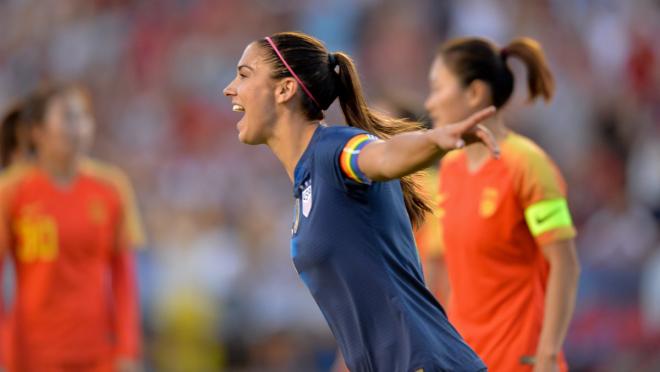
xmin=301 ymin=180 xmax=312 ymax=217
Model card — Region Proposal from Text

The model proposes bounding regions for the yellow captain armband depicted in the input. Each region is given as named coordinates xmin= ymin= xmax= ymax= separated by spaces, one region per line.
xmin=524 ymin=198 xmax=573 ymax=237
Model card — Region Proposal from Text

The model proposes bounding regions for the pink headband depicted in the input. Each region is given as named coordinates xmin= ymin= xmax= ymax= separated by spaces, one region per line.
xmin=265 ymin=36 xmax=321 ymax=109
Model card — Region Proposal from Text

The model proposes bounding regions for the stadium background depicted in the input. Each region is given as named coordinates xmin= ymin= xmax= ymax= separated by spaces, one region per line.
xmin=1 ymin=0 xmax=659 ymax=371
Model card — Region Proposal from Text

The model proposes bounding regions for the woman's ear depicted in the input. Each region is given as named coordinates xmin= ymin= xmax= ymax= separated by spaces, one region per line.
xmin=274 ymin=77 xmax=298 ymax=104
xmin=465 ymin=80 xmax=492 ymax=109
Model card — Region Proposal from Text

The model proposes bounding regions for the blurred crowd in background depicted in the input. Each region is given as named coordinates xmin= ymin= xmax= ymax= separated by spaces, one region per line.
xmin=1 ymin=0 xmax=659 ymax=371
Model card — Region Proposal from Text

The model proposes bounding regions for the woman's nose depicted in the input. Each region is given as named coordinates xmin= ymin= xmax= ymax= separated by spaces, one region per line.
xmin=223 ymin=80 xmax=236 ymax=97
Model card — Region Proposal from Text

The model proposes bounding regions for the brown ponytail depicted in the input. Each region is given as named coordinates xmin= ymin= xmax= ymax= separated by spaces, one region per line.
xmin=503 ymin=38 xmax=554 ymax=102
xmin=1 ymin=102 xmax=25 ymax=167
xmin=260 ymin=32 xmax=431 ymax=227
xmin=440 ymin=36 xmax=554 ymax=108
xmin=334 ymin=52 xmax=431 ymax=227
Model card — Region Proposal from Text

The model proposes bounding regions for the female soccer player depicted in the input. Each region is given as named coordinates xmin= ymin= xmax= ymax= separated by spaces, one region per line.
xmin=223 ymin=31 xmax=497 ymax=372
xmin=0 ymin=85 xmax=144 ymax=372
xmin=425 ymin=37 xmax=580 ymax=372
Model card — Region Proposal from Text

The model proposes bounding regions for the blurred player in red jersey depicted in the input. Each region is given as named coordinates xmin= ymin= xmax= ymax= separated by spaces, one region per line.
xmin=0 ymin=85 xmax=145 ymax=372
xmin=425 ymin=37 xmax=580 ymax=372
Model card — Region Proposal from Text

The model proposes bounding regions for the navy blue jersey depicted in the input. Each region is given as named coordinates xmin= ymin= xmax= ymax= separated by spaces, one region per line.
xmin=290 ymin=125 xmax=486 ymax=372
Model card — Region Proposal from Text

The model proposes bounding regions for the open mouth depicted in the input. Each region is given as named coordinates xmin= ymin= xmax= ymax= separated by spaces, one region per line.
xmin=232 ymin=104 xmax=245 ymax=112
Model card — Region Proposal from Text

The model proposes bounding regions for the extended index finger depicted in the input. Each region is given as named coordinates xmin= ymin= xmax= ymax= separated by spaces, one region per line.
xmin=456 ymin=106 xmax=497 ymax=133
xmin=475 ymin=125 xmax=500 ymax=158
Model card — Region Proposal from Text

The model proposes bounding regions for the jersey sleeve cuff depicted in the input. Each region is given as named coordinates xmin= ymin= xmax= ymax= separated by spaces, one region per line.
xmin=534 ymin=226 xmax=577 ymax=246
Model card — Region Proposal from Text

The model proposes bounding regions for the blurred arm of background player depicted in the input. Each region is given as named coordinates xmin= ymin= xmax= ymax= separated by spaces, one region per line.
xmin=0 ymin=256 xmax=4 ymax=372
xmin=534 ymin=239 xmax=580 ymax=372
xmin=0 ymin=176 xmax=11 ymax=372
xmin=358 ymin=107 xmax=497 ymax=181
xmin=112 ymin=249 xmax=142 ymax=372
xmin=107 ymin=166 xmax=147 ymax=372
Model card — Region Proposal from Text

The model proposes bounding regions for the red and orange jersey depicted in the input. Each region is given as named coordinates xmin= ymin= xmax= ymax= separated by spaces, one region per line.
xmin=0 ymin=161 xmax=144 ymax=370
xmin=439 ymin=132 xmax=576 ymax=372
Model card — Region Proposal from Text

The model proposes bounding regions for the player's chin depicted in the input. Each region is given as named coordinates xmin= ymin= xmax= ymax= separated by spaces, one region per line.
xmin=237 ymin=120 xmax=268 ymax=145
xmin=236 ymin=119 xmax=249 ymax=144
xmin=237 ymin=129 xmax=258 ymax=145
xmin=237 ymin=130 xmax=250 ymax=144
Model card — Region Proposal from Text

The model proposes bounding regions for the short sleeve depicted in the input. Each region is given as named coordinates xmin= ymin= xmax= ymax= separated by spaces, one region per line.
xmin=338 ymin=133 xmax=379 ymax=184
xmin=112 ymin=170 xmax=146 ymax=249
xmin=314 ymin=126 xmax=379 ymax=188
xmin=0 ymin=166 xmax=27 ymax=256
xmin=81 ymin=159 xmax=146 ymax=249
xmin=515 ymin=147 xmax=576 ymax=246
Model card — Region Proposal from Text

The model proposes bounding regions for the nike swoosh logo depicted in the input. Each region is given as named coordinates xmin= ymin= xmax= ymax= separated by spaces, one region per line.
xmin=535 ymin=208 xmax=560 ymax=224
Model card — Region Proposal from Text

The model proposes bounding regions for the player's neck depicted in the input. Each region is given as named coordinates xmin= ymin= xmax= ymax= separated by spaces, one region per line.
xmin=267 ymin=113 xmax=320 ymax=182
xmin=37 ymin=154 xmax=79 ymax=185
xmin=464 ymin=116 xmax=508 ymax=172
